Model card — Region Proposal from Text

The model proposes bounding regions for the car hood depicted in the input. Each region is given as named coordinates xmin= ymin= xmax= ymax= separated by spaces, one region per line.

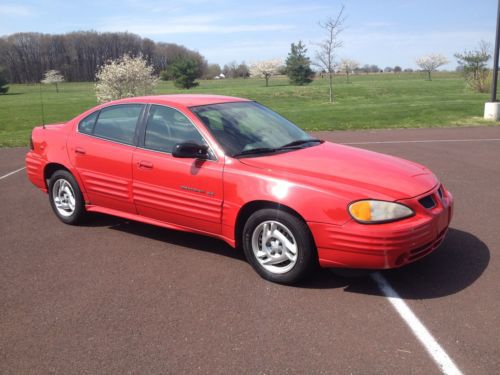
xmin=237 ymin=141 xmax=437 ymax=200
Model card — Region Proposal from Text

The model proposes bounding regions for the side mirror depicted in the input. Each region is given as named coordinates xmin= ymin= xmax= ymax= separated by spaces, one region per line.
xmin=172 ymin=142 xmax=209 ymax=159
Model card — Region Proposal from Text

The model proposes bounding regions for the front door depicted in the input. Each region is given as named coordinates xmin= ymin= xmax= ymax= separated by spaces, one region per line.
xmin=67 ymin=104 xmax=145 ymax=213
xmin=132 ymin=105 xmax=224 ymax=234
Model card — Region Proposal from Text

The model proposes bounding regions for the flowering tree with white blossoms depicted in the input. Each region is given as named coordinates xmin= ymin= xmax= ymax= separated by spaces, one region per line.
xmin=41 ymin=70 xmax=64 ymax=92
xmin=249 ymin=59 xmax=283 ymax=87
xmin=339 ymin=58 xmax=359 ymax=82
xmin=415 ymin=53 xmax=449 ymax=81
xmin=95 ymin=54 xmax=158 ymax=103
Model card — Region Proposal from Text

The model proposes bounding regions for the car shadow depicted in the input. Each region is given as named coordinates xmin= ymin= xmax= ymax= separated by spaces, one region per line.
xmin=379 ymin=227 xmax=489 ymax=299
xmin=84 ymin=214 xmax=489 ymax=299
xmin=83 ymin=213 xmax=244 ymax=262
xmin=298 ymin=228 xmax=490 ymax=299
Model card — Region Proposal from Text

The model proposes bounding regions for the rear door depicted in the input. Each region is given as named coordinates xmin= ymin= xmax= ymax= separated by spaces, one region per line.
xmin=67 ymin=104 xmax=145 ymax=213
xmin=132 ymin=104 xmax=224 ymax=234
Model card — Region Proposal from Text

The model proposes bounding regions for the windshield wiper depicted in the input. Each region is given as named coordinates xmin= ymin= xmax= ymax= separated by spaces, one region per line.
xmin=232 ymin=147 xmax=279 ymax=158
xmin=232 ymin=139 xmax=322 ymax=158
xmin=279 ymin=139 xmax=322 ymax=149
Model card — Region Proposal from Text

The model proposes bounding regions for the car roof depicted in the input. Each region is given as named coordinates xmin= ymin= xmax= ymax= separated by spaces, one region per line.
xmin=110 ymin=94 xmax=250 ymax=108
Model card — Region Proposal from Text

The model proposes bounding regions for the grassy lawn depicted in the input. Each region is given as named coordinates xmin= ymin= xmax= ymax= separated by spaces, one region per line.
xmin=0 ymin=72 xmax=496 ymax=147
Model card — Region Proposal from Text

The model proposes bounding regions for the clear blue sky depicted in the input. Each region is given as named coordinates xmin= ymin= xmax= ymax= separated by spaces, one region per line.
xmin=0 ymin=0 xmax=497 ymax=69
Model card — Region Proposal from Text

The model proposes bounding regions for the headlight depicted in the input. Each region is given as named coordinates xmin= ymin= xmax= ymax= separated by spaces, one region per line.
xmin=348 ymin=200 xmax=414 ymax=223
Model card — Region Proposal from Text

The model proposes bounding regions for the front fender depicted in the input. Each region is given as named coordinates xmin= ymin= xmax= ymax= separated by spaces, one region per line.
xmin=221 ymin=158 xmax=353 ymax=243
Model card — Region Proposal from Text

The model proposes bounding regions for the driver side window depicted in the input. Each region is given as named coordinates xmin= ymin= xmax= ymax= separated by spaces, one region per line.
xmin=144 ymin=105 xmax=205 ymax=153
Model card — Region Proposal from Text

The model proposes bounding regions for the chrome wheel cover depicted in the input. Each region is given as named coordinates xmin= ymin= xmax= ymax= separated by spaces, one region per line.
xmin=251 ymin=220 xmax=298 ymax=274
xmin=52 ymin=179 xmax=76 ymax=217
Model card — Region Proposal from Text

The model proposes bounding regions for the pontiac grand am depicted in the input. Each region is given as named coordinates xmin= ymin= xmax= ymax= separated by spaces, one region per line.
xmin=26 ymin=95 xmax=453 ymax=283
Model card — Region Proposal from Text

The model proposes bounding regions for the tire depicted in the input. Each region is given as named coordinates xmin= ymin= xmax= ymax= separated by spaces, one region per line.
xmin=48 ymin=170 xmax=86 ymax=225
xmin=242 ymin=208 xmax=315 ymax=284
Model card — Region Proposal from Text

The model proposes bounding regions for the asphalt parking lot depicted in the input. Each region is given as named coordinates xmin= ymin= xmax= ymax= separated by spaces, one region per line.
xmin=1 ymin=126 xmax=499 ymax=374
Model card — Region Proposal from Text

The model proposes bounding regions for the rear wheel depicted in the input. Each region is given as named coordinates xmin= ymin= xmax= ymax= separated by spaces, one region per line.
xmin=242 ymin=208 xmax=315 ymax=284
xmin=48 ymin=170 xmax=86 ymax=225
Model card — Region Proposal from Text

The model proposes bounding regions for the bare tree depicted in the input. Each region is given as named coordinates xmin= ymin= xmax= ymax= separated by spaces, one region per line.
xmin=223 ymin=61 xmax=239 ymax=78
xmin=415 ymin=53 xmax=449 ymax=81
xmin=224 ymin=61 xmax=251 ymax=79
xmin=315 ymin=5 xmax=346 ymax=102
xmin=41 ymin=69 xmax=64 ymax=92
xmin=203 ymin=63 xmax=222 ymax=79
xmin=236 ymin=62 xmax=250 ymax=78
xmin=0 ymin=32 xmax=208 ymax=83
xmin=339 ymin=58 xmax=359 ymax=82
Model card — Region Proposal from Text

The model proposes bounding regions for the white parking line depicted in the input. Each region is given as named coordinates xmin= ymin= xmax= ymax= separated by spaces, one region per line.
xmin=342 ymin=138 xmax=500 ymax=145
xmin=371 ymin=272 xmax=463 ymax=375
xmin=0 ymin=167 xmax=26 ymax=181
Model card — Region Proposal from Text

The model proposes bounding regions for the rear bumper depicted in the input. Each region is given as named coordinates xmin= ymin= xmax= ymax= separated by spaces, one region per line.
xmin=25 ymin=151 xmax=47 ymax=191
xmin=309 ymin=185 xmax=453 ymax=269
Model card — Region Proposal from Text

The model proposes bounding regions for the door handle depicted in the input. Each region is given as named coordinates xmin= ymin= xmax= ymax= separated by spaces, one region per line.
xmin=138 ymin=160 xmax=153 ymax=169
xmin=75 ymin=147 xmax=86 ymax=155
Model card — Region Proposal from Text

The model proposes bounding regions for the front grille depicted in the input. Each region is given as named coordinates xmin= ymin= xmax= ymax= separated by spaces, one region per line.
xmin=419 ymin=194 xmax=436 ymax=209
xmin=437 ymin=186 xmax=444 ymax=199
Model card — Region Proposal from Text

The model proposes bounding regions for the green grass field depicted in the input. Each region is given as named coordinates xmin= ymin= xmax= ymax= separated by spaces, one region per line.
xmin=0 ymin=72 xmax=496 ymax=147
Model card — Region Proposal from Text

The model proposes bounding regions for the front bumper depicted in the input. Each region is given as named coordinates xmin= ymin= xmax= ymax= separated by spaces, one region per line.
xmin=309 ymin=185 xmax=454 ymax=269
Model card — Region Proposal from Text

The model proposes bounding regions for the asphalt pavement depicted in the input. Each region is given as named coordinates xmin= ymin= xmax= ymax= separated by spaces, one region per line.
xmin=1 ymin=126 xmax=499 ymax=374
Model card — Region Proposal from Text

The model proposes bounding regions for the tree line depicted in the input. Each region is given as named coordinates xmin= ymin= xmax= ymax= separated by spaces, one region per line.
xmin=0 ymin=5 xmax=491 ymax=99
xmin=0 ymin=31 xmax=207 ymax=83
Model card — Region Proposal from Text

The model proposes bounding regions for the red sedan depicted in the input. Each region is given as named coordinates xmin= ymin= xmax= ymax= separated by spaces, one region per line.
xmin=26 ymin=95 xmax=453 ymax=283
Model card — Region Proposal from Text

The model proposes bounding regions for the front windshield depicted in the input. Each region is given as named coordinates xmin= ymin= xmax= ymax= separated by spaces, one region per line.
xmin=190 ymin=101 xmax=316 ymax=157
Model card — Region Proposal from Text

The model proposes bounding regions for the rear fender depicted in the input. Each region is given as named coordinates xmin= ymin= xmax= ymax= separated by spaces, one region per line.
xmin=29 ymin=124 xmax=90 ymax=202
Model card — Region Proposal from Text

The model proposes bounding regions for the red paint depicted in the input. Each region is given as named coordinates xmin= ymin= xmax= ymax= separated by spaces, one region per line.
xmin=26 ymin=95 xmax=453 ymax=269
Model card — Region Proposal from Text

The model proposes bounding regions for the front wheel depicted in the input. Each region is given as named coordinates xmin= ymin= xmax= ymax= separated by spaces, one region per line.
xmin=242 ymin=209 xmax=316 ymax=284
xmin=48 ymin=170 xmax=86 ymax=225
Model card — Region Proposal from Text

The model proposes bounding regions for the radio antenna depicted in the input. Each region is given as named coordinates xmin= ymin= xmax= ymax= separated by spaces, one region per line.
xmin=39 ymin=82 xmax=46 ymax=129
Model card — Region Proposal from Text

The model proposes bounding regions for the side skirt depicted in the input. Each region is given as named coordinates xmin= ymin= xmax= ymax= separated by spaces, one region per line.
xmin=85 ymin=205 xmax=236 ymax=248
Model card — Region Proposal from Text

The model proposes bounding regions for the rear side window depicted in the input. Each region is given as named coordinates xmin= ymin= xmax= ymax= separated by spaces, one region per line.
xmin=78 ymin=111 xmax=98 ymax=134
xmin=93 ymin=104 xmax=143 ymax=145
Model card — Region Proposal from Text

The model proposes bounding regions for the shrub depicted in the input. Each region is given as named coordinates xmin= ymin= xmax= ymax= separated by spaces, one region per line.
xmin=0 ymin=67 xmax=9 ymax=94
